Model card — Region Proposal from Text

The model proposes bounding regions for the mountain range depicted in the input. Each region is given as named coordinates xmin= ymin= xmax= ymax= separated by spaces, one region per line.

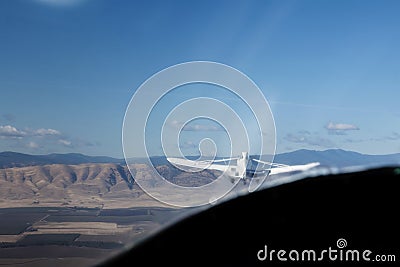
xmin=274 ymin=149 xmax=400 ymax=167
xmin=0 ymin=163 xmax=136 ymax=208
xmin=1 ymin=149 xmax=400 ymax=169
xmin=0 ymin=151 xmax=122 ymax=169
xmin=0 ymin=152 xmax=221 ymax=208
xmin=0 ymin=149 xmax=399 ymax=208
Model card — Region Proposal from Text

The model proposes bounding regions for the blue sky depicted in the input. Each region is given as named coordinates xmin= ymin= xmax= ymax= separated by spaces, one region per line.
xmin=1 ymin=0 xmax=399 ymax=157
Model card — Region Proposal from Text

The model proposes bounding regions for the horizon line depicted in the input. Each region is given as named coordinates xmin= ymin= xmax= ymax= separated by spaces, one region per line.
xmin=1 ymin=148 xmax=400 ymax=158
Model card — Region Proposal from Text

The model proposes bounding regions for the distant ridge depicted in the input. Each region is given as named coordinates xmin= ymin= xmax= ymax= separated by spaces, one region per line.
xmin=274 ymin=149 xmax=400 ymax=167
xmin=146 ymin=149 xmax=400 ymax=168
xmin=0 ymin=151 xmax=122 ymax=169
xmin=1 ymin=149 xmax=400 ymax=169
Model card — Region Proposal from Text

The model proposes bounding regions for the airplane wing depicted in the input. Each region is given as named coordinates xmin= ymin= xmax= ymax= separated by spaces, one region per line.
xmin=252 ymin=159 xmax=320 ymax=175
xmin=252 ymin=159 xmax=289 ymax=168
xmin=211 ymin=157 xmax=239 ymax=163
xmin=167 ymin=157 xmax=230 ymax=172
xmin=269 ymin=162 xmax=320 ymax=175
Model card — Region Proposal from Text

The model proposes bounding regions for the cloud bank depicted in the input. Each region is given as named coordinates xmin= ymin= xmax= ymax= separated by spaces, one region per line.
xmin=325 ymin=122 xmax=360 ymax=131
xmin=0 ymin=124 xmax=96 ymax=152
xmin=169 ymin=120 xmax=224 ymax=132
xmin=0 ymin=125 xmax=26 ymax=138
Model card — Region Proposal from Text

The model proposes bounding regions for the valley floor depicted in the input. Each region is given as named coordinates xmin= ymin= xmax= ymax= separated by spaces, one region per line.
xmin=0 ymin=205 xmax=188 ymax=267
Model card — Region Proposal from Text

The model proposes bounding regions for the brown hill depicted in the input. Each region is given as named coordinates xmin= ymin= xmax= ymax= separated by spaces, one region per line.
xmin=156 ymin=165 xmax=220 ymax=187
xmin=0 ymin=163 xmax=221 ymax=208
xmin=0 ymin=163 xmax=139 ymax=208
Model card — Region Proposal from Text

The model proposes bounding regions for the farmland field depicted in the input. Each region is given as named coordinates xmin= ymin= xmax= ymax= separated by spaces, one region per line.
xmin=0 ymin=206 xmax=188 ymax=267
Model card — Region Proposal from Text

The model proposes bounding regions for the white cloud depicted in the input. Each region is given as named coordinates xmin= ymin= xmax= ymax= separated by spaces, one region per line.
xmin=27 ymin=141 xmax=39 ymax=149
xmin=35 ymin=0 xmax=86 ymax=7
xmin=168 ymin=120 xmax=224 ymax=132
xmin=0 ymin=125 xmax=63 ymax=139
xmin=0 ymin=125 xmax=26 ymax=138
xmin=183 ymin=124 xmax=223 ymax=131
xmin=34 ymin=128 xmax=61 ymax=136
xmin=58 ymin=139 xmax=73 ymax=147
xmin=0 ymin=124 xmax=95 ymax=151
xmin=180 ymin=141 xmax=197 ymax=149
xmin=326 ymin=122 xmax=359 ymax=131
xmin=284 ymin=133 xmax=308 ymax=143
xmin=169 ymin=120 xmax=181 ymax=128
xmin=325 ymin=122 xmax=360 ymax=135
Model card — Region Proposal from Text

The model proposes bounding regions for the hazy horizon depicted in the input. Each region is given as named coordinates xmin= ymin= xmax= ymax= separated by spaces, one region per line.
xmin=2 ymin=147 xmax=400 ymax=158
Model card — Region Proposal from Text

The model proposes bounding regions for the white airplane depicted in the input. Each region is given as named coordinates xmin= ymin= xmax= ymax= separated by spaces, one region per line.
xmin=167 ymin=152 xmax=320 ymax=184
